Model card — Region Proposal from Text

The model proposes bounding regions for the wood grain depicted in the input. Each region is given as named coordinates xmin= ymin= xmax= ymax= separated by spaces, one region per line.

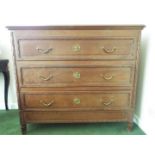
xmin=7 ymin=25 xmax=144 ymax=134
xmin=21 ymin=91 xmax=131 ymax=110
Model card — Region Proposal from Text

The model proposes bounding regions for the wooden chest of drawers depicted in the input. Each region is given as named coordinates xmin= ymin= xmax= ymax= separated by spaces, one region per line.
xmin=7 ymin=25 xmax=144 ymax=134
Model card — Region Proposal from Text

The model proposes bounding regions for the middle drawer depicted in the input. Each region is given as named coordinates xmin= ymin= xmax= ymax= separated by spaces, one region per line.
xmin=18 ymin=63 xmax=134 ymax=87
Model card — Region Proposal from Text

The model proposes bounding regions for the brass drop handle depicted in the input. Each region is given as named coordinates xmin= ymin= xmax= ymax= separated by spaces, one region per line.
xmin=73 ymin=98 xmax=81 ymax=104
xmin=73 ymin=72 xmax=80 ymax=79
xmin=101 ymin=73 xmax=113 ymax=80
xmin=36 ymin=47 xmax=53 ymax=54
xmin=40 ymin=73 xmax=53 ymax=81
xmin=40 ymin=100 xmax=54 ymax=107
xmin=72 ymin=44 xmax=81 ymax=52
xmin=101 ymin=98 xmax=113 ymax=106
xmin=102 ymin=101 xmax=112 ymax=106
xmin=102 ymin=46 xmax=116 ymax=53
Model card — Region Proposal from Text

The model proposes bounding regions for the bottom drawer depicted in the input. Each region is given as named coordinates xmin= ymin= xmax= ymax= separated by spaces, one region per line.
xmin=22 ymin=91 xmax=131 ymax=110
xmin=23 ymin=111 xmax=127 ymax=123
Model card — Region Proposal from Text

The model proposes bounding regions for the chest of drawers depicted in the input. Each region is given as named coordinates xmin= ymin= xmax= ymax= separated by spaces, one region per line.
xmin=7 ymin=25 xmax=144 ymax=134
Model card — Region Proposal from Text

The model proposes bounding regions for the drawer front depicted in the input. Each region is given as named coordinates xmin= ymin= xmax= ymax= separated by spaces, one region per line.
xmin=17 ymin=38 xmax=136 ymax=60
xmin=19 ymin=66 xmax=133 ymax=87
xmin=24 ymin=111 xmax=127 ymax=123
xmin=22 ymin=91 xmax=131 ymax=110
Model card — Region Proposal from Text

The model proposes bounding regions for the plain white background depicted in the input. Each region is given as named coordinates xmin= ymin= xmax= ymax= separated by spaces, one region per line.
xmin=0 ymin=0 xmax=155 ymax=154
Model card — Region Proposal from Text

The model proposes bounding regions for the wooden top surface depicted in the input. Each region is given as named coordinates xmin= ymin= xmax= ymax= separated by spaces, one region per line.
xmin=6 ymin=25 xmax=145 ymax=30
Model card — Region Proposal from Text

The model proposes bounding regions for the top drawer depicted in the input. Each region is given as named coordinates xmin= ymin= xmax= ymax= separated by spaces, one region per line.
xmin=12 ymin=29 xmax=139 ymax=60
xmin=16 ymin=38 xmax=136 ymax=60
